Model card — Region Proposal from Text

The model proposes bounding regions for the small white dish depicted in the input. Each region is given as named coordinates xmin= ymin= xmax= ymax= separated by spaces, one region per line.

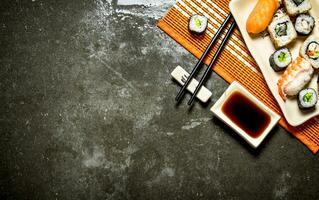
xmin=210 ymin=81 xmax=281 ymax=148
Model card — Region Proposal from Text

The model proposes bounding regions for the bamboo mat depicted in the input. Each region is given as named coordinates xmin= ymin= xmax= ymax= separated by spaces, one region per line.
xmin=157 ymin=0 xmax=319 ymax=154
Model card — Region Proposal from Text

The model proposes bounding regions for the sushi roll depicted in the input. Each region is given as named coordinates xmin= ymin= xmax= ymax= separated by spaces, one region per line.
xmin=298 ymin=88 xmax=317 ymax=110
xmin=268 ymin=14 xmax=297 ymax=48
xmin=300 ymin=36 xmax=319 ymax=68
xmin=189 ymin=14 xmax=208 ymax=35
xmin=269 ymin=48 xmax=292 ymax=71
xmin=273 ymin=8 xmax=286 ymax=21
xmin=283 ymin=0 xmax=312 ymax=16
xmin=295 ymin=14 xmax=315 ymax=35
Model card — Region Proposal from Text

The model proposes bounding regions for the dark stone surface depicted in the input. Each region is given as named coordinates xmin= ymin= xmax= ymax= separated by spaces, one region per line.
xmin=0 ymin=0 xmax=318 ymax=199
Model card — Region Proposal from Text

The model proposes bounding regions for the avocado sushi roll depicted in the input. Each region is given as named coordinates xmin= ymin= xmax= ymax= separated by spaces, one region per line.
xmin=298 ymin=88 xmax=317 ymax=110
xmin=269 ymin=48 xmax=292 ymax=71
xmin=295 ymin=14 xmax=315 ymax=35
xmin=189 ymin=14 xmax=208 ymax=35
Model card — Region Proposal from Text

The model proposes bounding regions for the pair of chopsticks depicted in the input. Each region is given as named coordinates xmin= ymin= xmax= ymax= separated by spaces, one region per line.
xmin=176 ymin=14 xmax=236 ymax=105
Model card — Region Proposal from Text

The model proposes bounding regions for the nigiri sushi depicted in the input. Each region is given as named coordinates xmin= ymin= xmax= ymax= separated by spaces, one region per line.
xmin=246 ymin=0 xmax=280 ymax=34
xmin=277 ymin=57 xmax=314 ymax=101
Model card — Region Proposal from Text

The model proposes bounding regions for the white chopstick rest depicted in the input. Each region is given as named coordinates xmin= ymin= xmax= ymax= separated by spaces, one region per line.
xmin=171 ymin=66 xmax=212 ymax=103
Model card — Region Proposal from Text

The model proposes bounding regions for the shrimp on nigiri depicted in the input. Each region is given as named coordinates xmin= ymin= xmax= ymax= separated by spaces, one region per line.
xmin=246 ymin=0 xmax=280 ymax=34
xmin=277 ymin=57 xmax=314 ymax=101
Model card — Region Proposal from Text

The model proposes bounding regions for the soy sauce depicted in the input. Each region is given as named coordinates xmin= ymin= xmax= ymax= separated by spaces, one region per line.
xmin=222 ymin=92 xmax=271 ymax=138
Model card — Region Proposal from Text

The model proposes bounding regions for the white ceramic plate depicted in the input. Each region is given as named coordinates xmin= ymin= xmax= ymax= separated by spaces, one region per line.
xmin=229 ymin=0 xmax=319 ymax=126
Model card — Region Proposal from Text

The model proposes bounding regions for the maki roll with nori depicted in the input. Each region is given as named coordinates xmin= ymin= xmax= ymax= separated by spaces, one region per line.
xmin=269 ymin=48 xmax=292 ymax=71
xmin=283 ymin=0 xmax=312 ymax=16
xmin=300 ymin=36 xmax=319 ymax=68
xmin=298 ymin=88 xmax=317 ymax=110
xmin=268 ymin=13 xmax=297 ymax=48
xmin=295 ymin=14 xmax=315 ymax=35
xmin=189 ymin=14 xmax=208 ymax=35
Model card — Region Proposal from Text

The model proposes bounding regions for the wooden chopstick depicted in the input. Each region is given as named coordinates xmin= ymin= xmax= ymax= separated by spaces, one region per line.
xmin=188 ymin=21 xmax=237 ymax=105
xmin=175 ymin=14 xmax=233 ymax=103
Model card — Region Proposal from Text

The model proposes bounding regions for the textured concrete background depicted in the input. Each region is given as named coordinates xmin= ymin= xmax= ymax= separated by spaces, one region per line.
xmin=0 ymin=0 xmax=318 ymax=199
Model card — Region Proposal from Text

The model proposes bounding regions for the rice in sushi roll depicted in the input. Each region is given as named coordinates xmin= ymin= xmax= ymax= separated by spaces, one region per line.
xmin=298 ymin=88 xmax=317 ymax=110
xmin=189 ymin=14 xmax=208 ymax=35
xmin=268 ymin=13 xmax=297 ymax=48
xmin=283 ymin=0 xmax=312 ymax=16
xmin=300 ymin=36 xmax=319 ymax=68
xmin=269 ymin=48 xmax=292 ymax=71
xmin=273 ymin=8 xmax=286 ymax=21
xmin=295 ymin=14 xmax=315 ymax=35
